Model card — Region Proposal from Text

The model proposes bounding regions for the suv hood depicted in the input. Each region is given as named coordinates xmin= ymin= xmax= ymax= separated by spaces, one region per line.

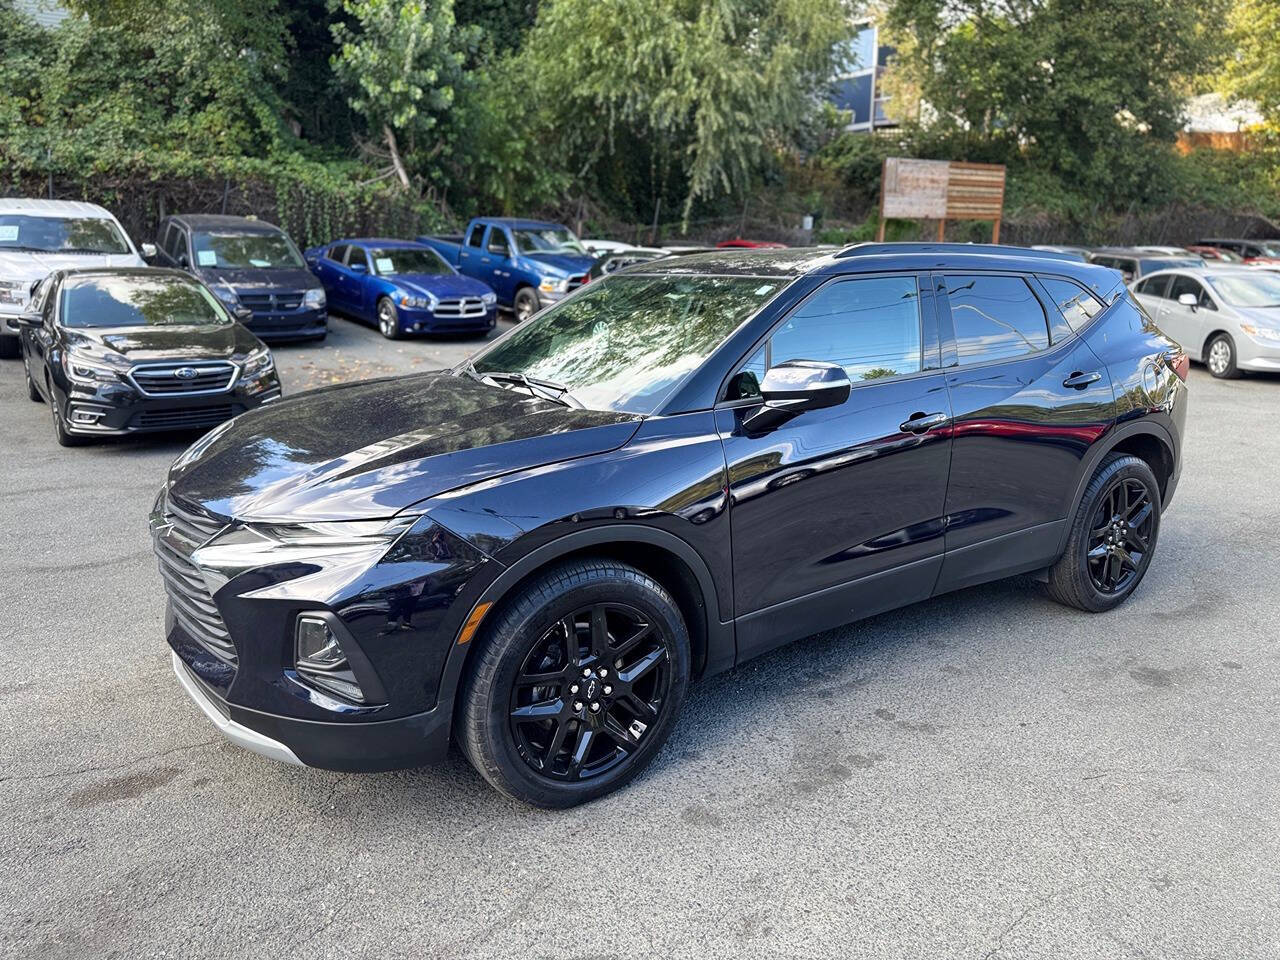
xmin=65 ymin=322 xmax=261 ymax=366
xmin=167 ymin=370 xmax=642 ymax=522
xmin=198 ymin=266 xmax=321 ymax=293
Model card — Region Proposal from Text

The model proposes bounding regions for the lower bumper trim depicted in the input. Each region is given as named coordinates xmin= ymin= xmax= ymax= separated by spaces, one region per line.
xmin=171 ymin=651 xmax=304 ymax=767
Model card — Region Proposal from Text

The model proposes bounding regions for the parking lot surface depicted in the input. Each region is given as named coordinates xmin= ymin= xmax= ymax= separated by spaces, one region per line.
xmin=2 ymin=317 xmax=1278 ymax=959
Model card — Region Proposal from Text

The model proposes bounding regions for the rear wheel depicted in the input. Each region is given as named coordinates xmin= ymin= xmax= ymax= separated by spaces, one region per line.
xmin=376 ymin=298 xmax=402 ymax=339
xmin=1045 ymin=453 xmax=1159 ymax=612
xmin=512 ymin=287 xmax=540 ymax=323
xmin=1205 ymin=333 xmax=1239 ymax=379
xmin=458 ymin=559 xmax=691 ymax=807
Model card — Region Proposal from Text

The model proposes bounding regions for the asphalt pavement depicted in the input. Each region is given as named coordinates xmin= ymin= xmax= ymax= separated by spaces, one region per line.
xmin=1 ymin=315 xmax=1278 ymax=959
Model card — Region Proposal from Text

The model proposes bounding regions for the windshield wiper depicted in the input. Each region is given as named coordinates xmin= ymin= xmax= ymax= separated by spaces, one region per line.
xmin=471 ymin=367 xmax=583 ymax=408
xmin=58 ymin=248 xmax=119 ymax=255
xmin=0 ymin=244 xmax=56 ymax=253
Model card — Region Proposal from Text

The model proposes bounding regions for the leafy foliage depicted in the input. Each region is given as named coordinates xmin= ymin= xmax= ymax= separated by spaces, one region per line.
xmin=1221 ymin=0 xmax=1280 ymax=123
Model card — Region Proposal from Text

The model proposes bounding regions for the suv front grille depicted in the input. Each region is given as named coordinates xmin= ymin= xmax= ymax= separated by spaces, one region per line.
xmin=153 ymin=495 xmax=236 ymax=665
xmin=566 ymin=275 xmax=588 ymax=291
xmin=239 ymin=292 xmax=305 ymax=313
xmin=434 ymin=297 xmax=488 ymax=319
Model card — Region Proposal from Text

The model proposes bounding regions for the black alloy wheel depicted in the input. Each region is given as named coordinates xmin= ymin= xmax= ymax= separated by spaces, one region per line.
xmin=1045 ymin=453 xmax=1160 ymax=612
xmin=508 ymin=602 xmax=671 ymax=781
xmin=458 ymin=559 xmax=690 ymax=807
xmin=1085 ymin=476 xmax=1155 ymax=595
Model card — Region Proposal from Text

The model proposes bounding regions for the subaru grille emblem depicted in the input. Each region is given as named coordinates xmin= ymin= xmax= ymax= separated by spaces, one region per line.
xmin=174 ymin=367 xmax=199 ymax=380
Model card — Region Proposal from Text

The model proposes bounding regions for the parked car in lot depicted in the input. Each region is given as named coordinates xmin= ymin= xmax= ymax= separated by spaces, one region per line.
xmin=1135 ymin=245 xmax=1196 ymax=256
xmin=1030 ymin=245 xmax=1090 ymax=262
xmin=586 ymin=246 xmax=670 ymax=280
xmin=19 ymin=268 xmax=280 ymax=446
xmin=1088 ymin=247 xmax=1205 ymax=283
xmin=152 ymin=214 xmax=327 ymax=342
xmin=716 ymin=238 xmax=787 ymax=249
xmin=581 ymin=239 xmax=667 ymax=258
xmin=1195 ymin=237 xmax=1280 ymax=266
xmin=1132 ymin=267 xmax=1280 ymax=378
xmin=304 ymin=239 xmax=497 ymax=338
xmin=151 ymin=242 xmax=1186 ymax=807
xmin=1187 ymin=244 xmax=1245 ymax=264
xmin=0 ymin=199 xmax=151 ymax=359
xmin=421 ymin=218 xmax=596 ymax=322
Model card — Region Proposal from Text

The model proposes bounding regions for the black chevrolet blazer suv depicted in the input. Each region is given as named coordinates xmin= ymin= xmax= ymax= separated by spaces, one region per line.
xmin=150 ymin=244 xmax=1188 ymax=807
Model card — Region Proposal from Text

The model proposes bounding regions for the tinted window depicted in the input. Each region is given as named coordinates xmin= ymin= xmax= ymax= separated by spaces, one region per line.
xmin=345 ymin=246 xmax=369 ymax=269
xmin=946 ymin=275 xmax=1050 ymax=365
xmin=163 ymin=223 xmax=185 ymax=259
xmin=1041 ymin=276 xmax=1105 ymax=334
xmin=61 ymin=275 xmax=230 ymax=328
xmin=769 ymin=276 xmax=922 ymax=382
xmin=328 ymin=244 xmax=349 ymax=264
xmin=0 ymin=214 xmax=130 ymax=254
xmin=1168 ymin=274 xmax=1215 ymax=310
xmin=725 ymin=344 xmax=767 ymax=400
xmin=487 ymin=229 xmax=510 ymax=256
xmin=1134 ymin=275 xmax=1172 ymax=299
xmin=466 ymin=224 xmax=485 ymax=247
xmin=370 ymin=247 xmax=452 ymax=276
xmin=192 ymin=230 xmax=302 ymax=269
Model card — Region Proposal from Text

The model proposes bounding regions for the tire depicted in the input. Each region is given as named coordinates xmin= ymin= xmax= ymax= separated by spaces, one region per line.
xmin=376 ymin=298 xmax=402 ymax=339
xmin=1205 ymin=333 xmax=1239 ymax=379
xmin=0 ymin=333 xmax=19 ymax=360
xmin=47 ymin=378 xmax=87 ymax=447
xmin=458 ymin=559 xmax=691 ymax=808
xmin=1045 ymin=453 xmax=1160 ymax=612
xmin=24 ymin=351 xmax=41 ymax=402
xmin=512 ymin=287 xmax=540 ymax=323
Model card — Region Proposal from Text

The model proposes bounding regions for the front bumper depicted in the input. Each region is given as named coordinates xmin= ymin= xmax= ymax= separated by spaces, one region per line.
xmin=243 ymin=306 xmax=327 ymax=341
xmin=398 ymin=304 xmax=497 ymax=334
xmin=172 ymin=651 xmax=302 ymax=766
xmin=59 ymin=370 xmax=281 ymax=437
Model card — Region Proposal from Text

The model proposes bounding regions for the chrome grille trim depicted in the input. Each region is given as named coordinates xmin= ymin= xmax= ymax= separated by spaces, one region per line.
xmin=153 ymin=495 xmax=236 ymax=665
xmin=238 ymin=291 xmax=305 ymax=313
xmin=433 ymin=296 xmax=488 ymax=319
xmin=128 ymin=360 xmax=238 ymax=397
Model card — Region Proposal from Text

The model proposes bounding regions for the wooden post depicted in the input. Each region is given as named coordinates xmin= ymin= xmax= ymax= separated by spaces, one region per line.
xmin=992 ymin=218 xmax=1001 ymax=244
xmin=876 ymin=217 xmax=886 ymax=242
xmin=936 ymin=220 xmax=945 ymax=241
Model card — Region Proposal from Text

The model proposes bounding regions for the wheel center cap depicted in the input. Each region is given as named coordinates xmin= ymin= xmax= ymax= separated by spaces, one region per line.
xmin=583 ymin=677 xmax=600 ymax=700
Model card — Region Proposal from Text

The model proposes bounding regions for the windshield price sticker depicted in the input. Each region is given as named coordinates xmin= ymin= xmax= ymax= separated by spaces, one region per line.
xmin=0 ymin=225 xmax=18 ymax=241
xmin=375 ymin=257 xmax=395 ymax=273
xmin=197 ymin=250 xmax=218 ymax=266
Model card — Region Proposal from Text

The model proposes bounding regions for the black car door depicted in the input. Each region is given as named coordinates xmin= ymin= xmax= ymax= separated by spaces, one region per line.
xmin=718 ymin=272 xmax=953 ymax=660
xmin=931 ymin=271 xmax=1115 ymax=592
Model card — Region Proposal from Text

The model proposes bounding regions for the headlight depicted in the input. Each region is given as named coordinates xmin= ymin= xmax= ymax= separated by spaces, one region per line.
xmin=399 ymin=293 xmax=438 ymax=310
xmin=303 ymin=288 xmax=326 ymax=310
xmin=212 ymin=285 xmax=240 ymax=306
xmin=242 ymin=345 xmax=274 ymax=377
xmin=63 ymin=348 xmax=121 ymax=384
xmin=1241 ymin=324 xmax=1280 ymax=343
xmin=538 ymin=276 xmax=568 ymax=294
xmin=481 ymin=291 xmax=497 ymax=305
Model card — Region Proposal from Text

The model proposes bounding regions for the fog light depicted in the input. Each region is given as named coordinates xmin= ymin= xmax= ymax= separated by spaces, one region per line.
xmin=294 ymin=614 xmax=367 ymax=703
xmin=70 ymin=408 xmax=104 ymax=423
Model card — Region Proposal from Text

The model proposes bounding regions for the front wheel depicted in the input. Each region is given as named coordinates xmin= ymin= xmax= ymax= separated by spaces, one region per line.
xmin=1045 ymin=454 xmax=1159 ymax=612
xmin=458 ymin=559 xmax=691 ymax=807
xmin=376 ymin=298 xmax=402 ymax=339
xmin=47 ymin=379 xmax=86 ymax=447
xmin=24 ymin=351 xmax=41 ymax=402
xmin=512 ymin=287 xmax=540 ymax=323
xmin=1205 ymin=333 xmax=1239 ymax=379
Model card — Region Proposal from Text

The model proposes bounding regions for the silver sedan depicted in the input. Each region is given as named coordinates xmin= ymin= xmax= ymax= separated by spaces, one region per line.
xmin=1131 ymin=267 xmax=1280 ymax=378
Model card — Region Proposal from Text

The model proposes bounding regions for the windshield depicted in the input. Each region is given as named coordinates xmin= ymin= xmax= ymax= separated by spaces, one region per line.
xmin=1142 ymin=258 xmax=1203 ymax=273
xmin=1206 ymin=273 xmax=1280 ymax=308
xmin=0 ymin=215 xmax=131 ymax=255
xmin=1258 ymin=242 xmax=1280 ymax=257
xmin=512 ymin=226 xmax=586 ymax=256
xmin=61 ymin=274 xmax=231 ymax=328
xmin=193 ymin=230 xmax=303 ymax=269
xmin=370 ymin=247 xmax=452 ymax=277
xmin=471 ymin=274 xmax=781 ymax=414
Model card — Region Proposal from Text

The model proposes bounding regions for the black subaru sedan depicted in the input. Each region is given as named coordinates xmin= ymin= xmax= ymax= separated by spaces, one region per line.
xmin=20 ymin=268 xmax=282 ymax=446
xmin=151 ymin=244 xmax=1188 ymax=807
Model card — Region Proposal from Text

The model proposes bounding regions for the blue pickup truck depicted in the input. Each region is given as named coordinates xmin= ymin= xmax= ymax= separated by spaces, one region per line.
xmin=420 ymin=218 xmax=596 ymax=321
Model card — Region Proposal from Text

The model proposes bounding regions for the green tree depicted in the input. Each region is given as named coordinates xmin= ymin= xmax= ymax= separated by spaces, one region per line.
xmin=514 ymin=0 xmax=854 ymax=225
xmin=329 ymin=0 xmax=479 ymax=190
xmin=880 ymin=0 xmax=1232 ymax=206
xmin=1221 ymin=0 xmax=1280 ymax=122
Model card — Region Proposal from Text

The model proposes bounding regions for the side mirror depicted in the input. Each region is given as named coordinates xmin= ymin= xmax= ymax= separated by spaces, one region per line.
xmin=741 ymin=360 xmax=851 ymax=433
xmin=177 ymin=253 xmax=189 ymax=268
xmin=16 ymin=312 xmax=42 ymax=328
xmin=233 ymin=305 xmax=254 ymax=323
xmin=140 ymin=242 xmax=157 ymax=260
xmin=350 ymin=261 xmax=368 ymax=274
xmin=1177 ymin=292 xmax=1198 ymax=310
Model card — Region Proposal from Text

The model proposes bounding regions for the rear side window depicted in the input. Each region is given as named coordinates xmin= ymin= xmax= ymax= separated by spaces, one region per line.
xmin=328 ymin=243 xmax=349 ymax=264
xmin=466 ymin=224 xmax=485 ymax=247
xmin=1041 ymin=276 xmax=1105 ymax=333
xmin=769 ymin=275 xmax=922 ymax=383
xmin=944 ymin=275 xmax=1050 ymax=365
xmin=1134 ymin=275 xmax=1172 ymax=299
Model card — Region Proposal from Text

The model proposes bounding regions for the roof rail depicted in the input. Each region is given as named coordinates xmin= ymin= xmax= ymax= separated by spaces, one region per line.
xmin=834 ymin=242 xmax=1069 ymax=261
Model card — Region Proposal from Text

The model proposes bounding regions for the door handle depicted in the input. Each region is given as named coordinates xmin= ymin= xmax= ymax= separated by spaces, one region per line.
xmin=900 ymin=411 xmax=950 ymax=434
xmin=1063 ymin=371 xmax=1101 ymax=389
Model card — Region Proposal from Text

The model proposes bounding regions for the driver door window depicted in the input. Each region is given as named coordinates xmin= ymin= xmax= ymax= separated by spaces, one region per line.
xmin=487 ymin=229 xmax=511 ymax=258
xmin=1168 ymin=274 xmax=1215 ymax=311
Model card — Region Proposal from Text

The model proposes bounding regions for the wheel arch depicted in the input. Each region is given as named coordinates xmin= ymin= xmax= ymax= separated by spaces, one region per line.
xmin=1053 ymin=421 xmax=1175 ymax=557
xmin=1202 ymin=328 xmax=1232 ymax=359
xmin=437 ymin=525 xmax=733 ymax=718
